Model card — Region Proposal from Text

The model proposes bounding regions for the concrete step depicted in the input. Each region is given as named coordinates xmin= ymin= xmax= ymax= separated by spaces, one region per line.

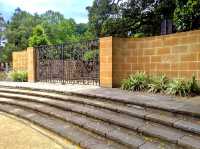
xmin=0 ymin=87 xmax=200 ymax=136
xmin=0 ymin=103 xmax=126 ymax=149
xmin=0 ymin=98 xmax=174 ymax=149
xmin=0 ymin=91 xmax=199 ymax=148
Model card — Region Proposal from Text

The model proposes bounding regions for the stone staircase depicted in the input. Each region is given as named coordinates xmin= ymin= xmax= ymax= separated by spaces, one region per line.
xmin=0 ymin=86 xmax=199 ymax=149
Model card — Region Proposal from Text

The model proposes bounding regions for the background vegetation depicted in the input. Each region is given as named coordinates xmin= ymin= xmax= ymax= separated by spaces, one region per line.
xmin=87 ymin=0 xmax=200 ymax=37
xmin=0 ymin=0 xmax=200 ymax=62
xmin=0 ymin=9 xmax=95 ymax=62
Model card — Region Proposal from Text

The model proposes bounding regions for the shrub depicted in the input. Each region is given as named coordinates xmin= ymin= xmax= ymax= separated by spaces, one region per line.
xmin=148 ymin=75 xmax=169 ymax=93
xmin=121 ymin=72 xmax=149 ymax=91
xmin=9 ymin=71 xmax=28 ymax=82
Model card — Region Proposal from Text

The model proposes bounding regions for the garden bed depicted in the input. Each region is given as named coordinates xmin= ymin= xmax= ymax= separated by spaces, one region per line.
xmin=121 ymin=72 xmax=200 ymax=97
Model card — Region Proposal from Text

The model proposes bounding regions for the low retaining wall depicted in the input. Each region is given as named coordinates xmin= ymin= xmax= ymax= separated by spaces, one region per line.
xmin=100 ymin=30 xmax=200 ymax=87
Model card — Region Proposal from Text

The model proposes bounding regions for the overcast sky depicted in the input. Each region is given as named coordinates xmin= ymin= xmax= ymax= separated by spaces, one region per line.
xmin=0 ymin=0 xmax=93 ymax=23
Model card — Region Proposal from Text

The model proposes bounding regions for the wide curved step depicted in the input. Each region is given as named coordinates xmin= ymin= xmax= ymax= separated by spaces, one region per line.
xmin=0 ymin=98 xmax=175 ymax=149
xmin=0 ymin=103 xmax=125 ymax=149
xmin=0 ymin=87 xmax=199 ymax=148
xmin=0 ymin=87 xmax=200 ymax=136
xmin=0 ymin=87 xmax=200 ymax=135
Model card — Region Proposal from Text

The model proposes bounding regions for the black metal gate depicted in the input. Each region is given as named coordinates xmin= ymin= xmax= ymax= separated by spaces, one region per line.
xmin=36 ymin=40 xmax=99 ymax=85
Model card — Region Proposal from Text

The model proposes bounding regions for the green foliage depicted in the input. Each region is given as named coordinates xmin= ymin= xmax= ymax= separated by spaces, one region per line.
xmin=133 ymin=33 xmax=145 ymax=38
xmin=187 ymin=75 xmax=200 ymax=94
xmin=83 ymin=50 xmax=98 ymax=61
xmin=87 ymin=0 xmax=176 ymax=37
xmin=174 ymin=0 xmax=200 ymax=31
xmin=87 ymin=0 xmax=199 ymax=37
xmin=122 ymin=73 xmax=200 ymax=96
xmin=0 ymin=44 xmax=14 ymax=62
xmin=166 ymin=76 xmax=200 ymax=96
xmin=87 ymin=0 xmax=121 ymax=37
xmin=4 ymin=8 xmax=41 ymax=52
xmin=165 ymin=79 xmax=190 ymax=96
xmin=28 ymin=25 xmax=49 ymax=47
xmin=1 ymin=9 xmax=94 ymax=62
xmin=121 ymin=72 xmax=149 ymax=91
xmin=148 ymin=75 xmax=169 ymax=93
xmin=9 ymin=70 xmax=28 ymax=82
xmin=0 ymin=72 xmax=7 ymax=81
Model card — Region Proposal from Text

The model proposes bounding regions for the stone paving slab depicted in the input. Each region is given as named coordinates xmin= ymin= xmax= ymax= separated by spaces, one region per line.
xmin=178 ymin=136 xmax=200 ymax=149
xmin=0 ymin=81 xmax=200 ymax=117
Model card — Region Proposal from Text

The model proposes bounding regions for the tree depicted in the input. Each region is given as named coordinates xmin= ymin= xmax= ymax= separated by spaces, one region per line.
xmin=5 ymin=8 xmax=39 ymax=51
xmin=174 ymin=0 xmax=200 ymax=31
xmin=76 ymin=23 xmax=96 ymax=41
xmin=2 ymin=8 xmax=94 ymax=62
xmin=0 ymin=13 xmax=6 ymax=45
xmin=87 ymin=0 xmax=122 ymax=37
xmin=0 ymin=13 xmax=6 ymax=36
xmin=0 ymin=44 xmax=14 ymax=62
xmin=87 ymin=0 xmax=177 ymax=37
xmin=28 ymin=25 xmax=49 ymax=47
xmin=41 ymin=10 xmax=65 ymax=24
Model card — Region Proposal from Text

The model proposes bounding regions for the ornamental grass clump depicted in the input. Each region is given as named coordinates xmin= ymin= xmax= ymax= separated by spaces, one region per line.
xmin=166 ymin=76 xmax=200 ymax=96
xmin=165 ymin=79 xmax=190 ymax=96
xmin=121 ymin=72 xmax=200 ymax=97
xmin=187 ymin=75 xmax=200 ymax=95
xmin=121 ymin=72 xmax=149 ymax=91
xmin=148 ymin=74 xmax=169 ymax=93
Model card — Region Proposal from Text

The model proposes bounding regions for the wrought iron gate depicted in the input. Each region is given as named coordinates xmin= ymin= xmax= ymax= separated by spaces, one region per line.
xmin=36 ymin=40 xmax=99 ymax=85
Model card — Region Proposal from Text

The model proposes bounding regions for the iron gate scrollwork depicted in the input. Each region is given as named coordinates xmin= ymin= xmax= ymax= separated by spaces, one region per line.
xmin=36 ymin=40 xmax=99 ymax=85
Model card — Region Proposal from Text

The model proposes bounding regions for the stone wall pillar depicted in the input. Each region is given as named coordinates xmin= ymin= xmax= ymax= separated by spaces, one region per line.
xmin=27 ymin=47 xmax=36 ymax=82
xmin=100 ymin=37 xmax=113 ymax=88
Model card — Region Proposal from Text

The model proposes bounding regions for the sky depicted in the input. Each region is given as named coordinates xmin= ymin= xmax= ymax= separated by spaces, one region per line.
xmin=0 ymin=0 xmax=93 ymax=23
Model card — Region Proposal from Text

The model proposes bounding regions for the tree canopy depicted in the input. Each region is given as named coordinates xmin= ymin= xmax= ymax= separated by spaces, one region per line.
xmin=28 ymin=25 xmax=50 ymax=47
xmin=0 ymin=8 xmax=95 ymax=62
xmin=87 ymin=0 xmax=200 ymax=37
xmin=0 ymin=0 xmax=200 ymax=62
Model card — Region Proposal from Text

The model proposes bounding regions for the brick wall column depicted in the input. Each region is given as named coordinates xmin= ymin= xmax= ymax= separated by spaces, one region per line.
xmin=27 ymin=47 xmax=36 ymax=82
xmin=100 ymin=37 xmax=113 ymax=88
